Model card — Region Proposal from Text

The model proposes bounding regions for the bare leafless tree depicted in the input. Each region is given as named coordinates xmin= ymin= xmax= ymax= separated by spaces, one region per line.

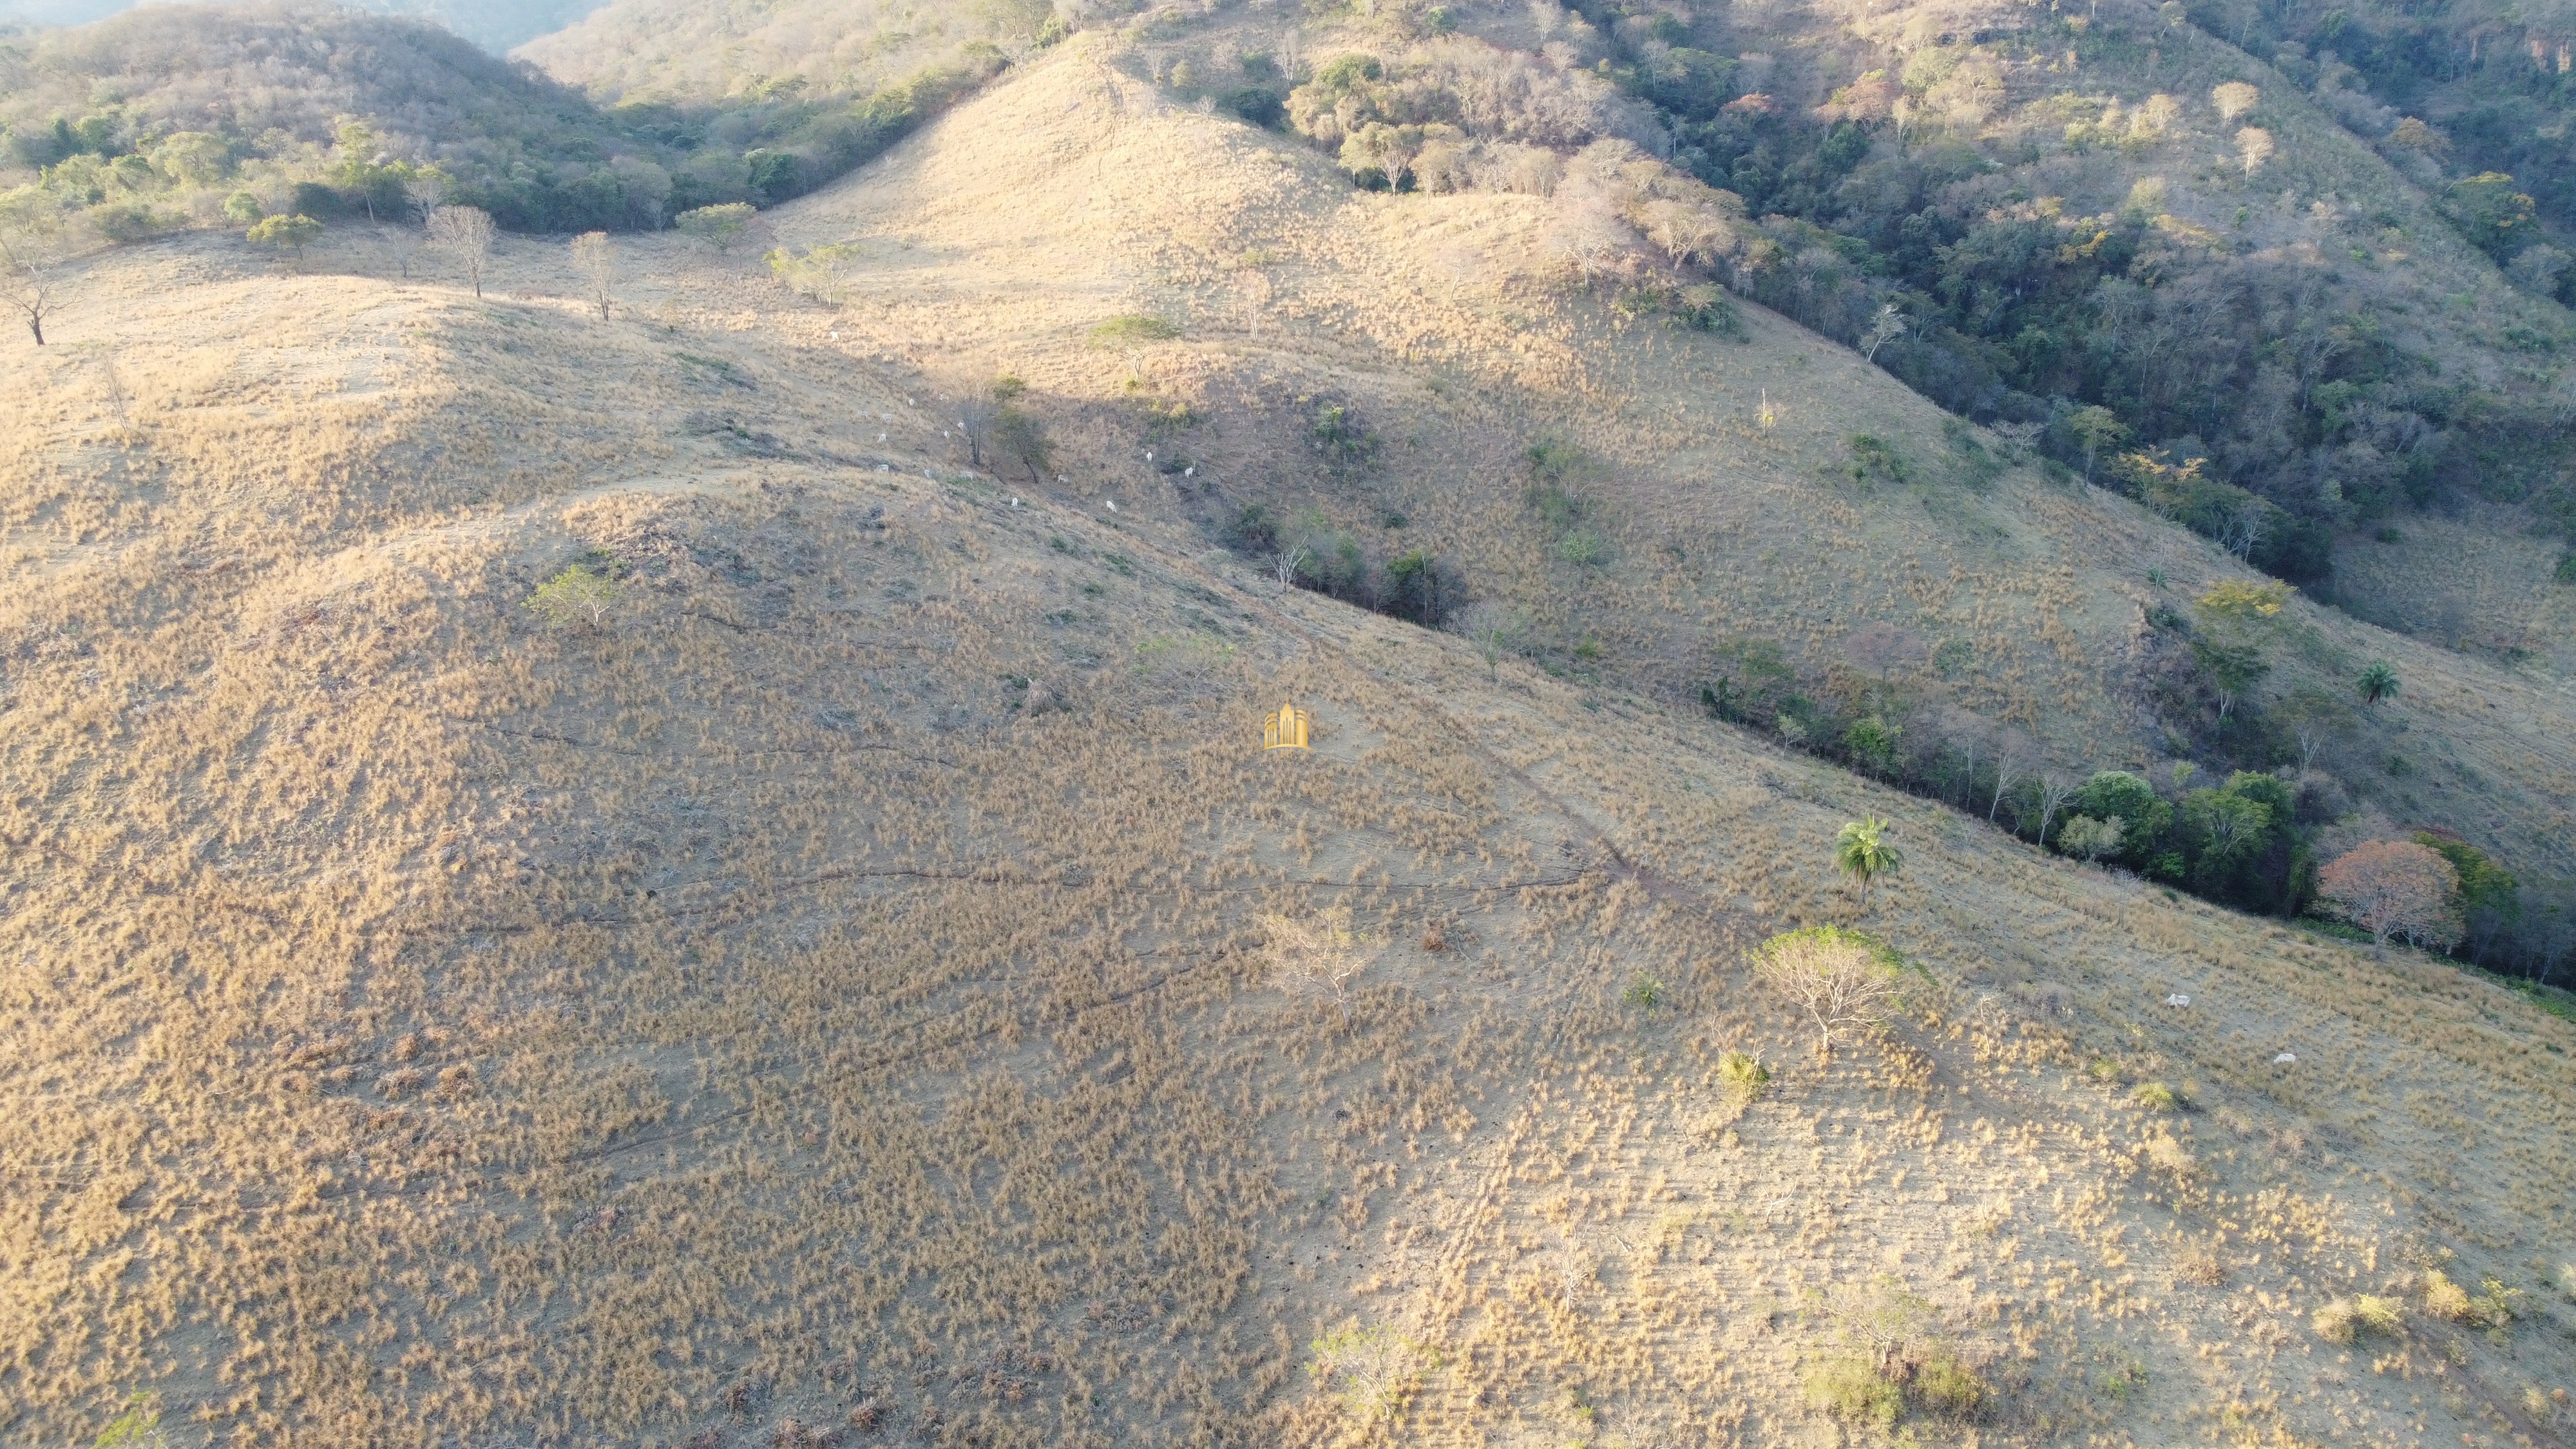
xmin=427 ymin=205 xmax=495 ymax=298
xmin=1860 ymin=302 xmax=1909 ymax=363
xmin=955 ymin=393 xmax=995 ymax=469
xmin=1263 ymin=909 xmax=1375 ymax=1023
xmin=1448 ymin=600 xmax=1525 ymax=682
xmin=1 ymin=227 xmax=60 ymax=346
xmin=1987 ymin=735 xmax=2023 ymax=824
xmin=2293 ymin=726 xmax=2323 ymax=775
xmin=403 ymin=175 xmax=448 ymax=228
xmin=571 ymin=231 xmax=615 ymax=321
xmin=2218 ymin=495 xmax=2268 ymax=561
xmin=1274 ymin=544 xmax=1310 ymax=589
xmin=2033 ymin=772 xmax=2079 ymax=848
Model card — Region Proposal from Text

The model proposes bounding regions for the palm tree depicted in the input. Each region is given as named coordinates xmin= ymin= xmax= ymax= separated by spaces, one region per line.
xmin=2357 ymin=660 xmax=2399 ymax=708
xmin=1835 ymin=817 xmax=1903 ymax=911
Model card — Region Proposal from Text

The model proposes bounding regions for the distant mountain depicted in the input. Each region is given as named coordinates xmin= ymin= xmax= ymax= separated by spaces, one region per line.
xmin=0 ymin=0 xmax=607 ymax=53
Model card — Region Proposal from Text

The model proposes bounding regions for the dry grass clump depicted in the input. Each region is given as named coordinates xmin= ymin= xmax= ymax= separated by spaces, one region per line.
xmin=2313 ymin=1295 xmax=2406 ymax=1344
xmin=1715 ymin=1049 xmax=1771 ymax=1103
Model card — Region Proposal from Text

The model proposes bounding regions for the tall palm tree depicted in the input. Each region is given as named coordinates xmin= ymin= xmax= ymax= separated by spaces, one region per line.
xmin=1835 ymin=817 xmax=1903 ymax=911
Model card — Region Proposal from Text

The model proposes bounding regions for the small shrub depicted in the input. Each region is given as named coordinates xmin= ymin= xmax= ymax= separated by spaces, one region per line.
xmin=1847 ymin=433 xmax=1910 ymax=486
xmin=1802 ymin=1356 xmax=1901 ymax=1428
xmin=2175 ymin=1243 xmax=2226 ymax=1286
xmin=223 ymin=189 xmax=264 ymax=223
xmin=1621 ymin=972 xmax=1667 ymax=1017
xmin=2129 ymin=1081 xmax=2180 ymax=1112
xmin=1310 ymin=401 xmax=1379 ymax=469
xmin=1553 ymin=528 xmax=1610 ymax=567
xmin=676 ymin=202 xmax=756 ymax=252
xmin=1912 ymin=1350 xmax=1989 ymax=1417
xmin=2423 ymin=1269 xmax=2523 ymax=1326
xmin=2144 ymin=1133 xmax=2198 ymax=1178
xmin=1716 ymin=1050 xmax=1770 ymax=1103
xmin=1089 ymin=314 xmax=1178 ymax=345
xmin=2313 ymin=1294 xmax=2404 ymax=1343
xmin=1219 ymin=504 xmax=1277 ymax=555
xmin=247 ymin=212 xmax=323 ymax=258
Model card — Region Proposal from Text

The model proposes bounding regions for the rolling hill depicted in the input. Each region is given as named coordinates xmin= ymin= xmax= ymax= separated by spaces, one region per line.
xmin=5 ymin=32 xmax=2576 ymax=1449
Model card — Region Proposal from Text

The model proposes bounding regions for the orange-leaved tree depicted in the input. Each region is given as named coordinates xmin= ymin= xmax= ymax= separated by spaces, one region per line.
xmin=2316 ymin=840 xmax=2459 ymax=950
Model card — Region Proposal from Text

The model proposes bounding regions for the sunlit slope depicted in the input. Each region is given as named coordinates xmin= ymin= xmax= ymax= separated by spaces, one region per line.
xmin=3 ymin=237 xmax=2573 ymax=1449
xmin=762 ymin=40 xmax=2576 ymax=915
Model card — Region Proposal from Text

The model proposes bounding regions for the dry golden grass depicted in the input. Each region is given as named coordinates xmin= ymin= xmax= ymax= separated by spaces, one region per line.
xmin=759 ymin=37 xmax=2576 ymax=902
xmin=2 ymin=45 xmax=2573 ymax=1449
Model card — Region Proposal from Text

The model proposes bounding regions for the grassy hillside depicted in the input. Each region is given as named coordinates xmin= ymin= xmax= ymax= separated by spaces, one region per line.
xmin=0 ymin=0 xmax=1000 ymax=240
xmin=6 ymin=17 xmax=2576 ymax=1447
xmin=757 ymin=37 xmax=2576 ymax=972
xmin=0 ymin=0 xmax=606 ymax=52
xmin=0 ymin=3 xmax=686 ymax=232
xmin=5 ymin=218 xmax=2574 ymax=1449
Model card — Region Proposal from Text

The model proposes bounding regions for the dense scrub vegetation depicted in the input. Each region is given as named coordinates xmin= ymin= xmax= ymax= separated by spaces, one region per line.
xmin=1201 ymin=0 xmax=2576 ymax=585
xmin=0 ymin=1 xmax=1008 ymax=239
xmin=2193 ymin=0 xmax=2576 ymax=538
xmin=1686 ymin=576 xmax=2571 ymax=981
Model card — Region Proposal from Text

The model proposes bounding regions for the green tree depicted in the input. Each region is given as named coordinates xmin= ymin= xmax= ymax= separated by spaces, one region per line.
xmin=2441 ymin=173 xmax=2538 ymax=262
xmin=2073 ymin=770 xmax=2170 ymax=856
xmin=2182 ymin=786 xmax=2271 ymax=872
xmin=676 ymin=202 xmax=756 ymax=252
xmin=1842 ymin=714 xmax=1900 ymax=777
xmin=993 ymin=402 xmax=1054 ymax=487
xmin=523 ymin=563 xmax=624 ymax=630
xmin=2068 ymin=404 xmax=2128 ymax=482
xmin=222 ymin=189 xmax=263 ymax=224
xmin=2357 ymin=660 xmax=2399 ymax=707
xmin=2413 ymin=833 xmax=2518 ymax=954
xmin=1833 ymin=816 xmax=1903 ymax=909
xmin=247 ymin=212 xmax=323 ymax=261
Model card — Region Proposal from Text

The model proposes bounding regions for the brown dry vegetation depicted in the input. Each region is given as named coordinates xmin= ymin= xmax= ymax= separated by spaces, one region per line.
xmin=5 ymin=41 xmax=2575 ymax=1449
xmin=767 ymin=39 xmax=2576 ymax=914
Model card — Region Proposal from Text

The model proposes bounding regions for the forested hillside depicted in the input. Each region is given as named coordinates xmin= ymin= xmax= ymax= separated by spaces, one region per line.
xmin=0 ymin=0 xmax=1009 ymax=238
xmin=0 ymin=0 xmax=601 ymax=50
xmin=1136 ymin=0 xmax=2573 ymax=595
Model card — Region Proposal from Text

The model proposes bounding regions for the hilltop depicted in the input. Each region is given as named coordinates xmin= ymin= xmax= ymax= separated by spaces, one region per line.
xmin=5 ymin=35 xmax=2576 ymax=1448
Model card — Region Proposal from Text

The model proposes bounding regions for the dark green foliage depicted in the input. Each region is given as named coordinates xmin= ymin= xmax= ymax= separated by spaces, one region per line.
xmin=992 ymin=406 xmax=1054 ymax=486
xmin=2441 ymin=173 xmax=2540 ymax=263
xmin=1220 ymin=504 xmax=1279 ymax=555
xmin=2073 ymin=771 xmax=2171 ymax=864
xmin=1381 ymin=547 xmax=1451 ymax=624
xmin=1310 ymin=401 xmax=1380 ymax=471
xmin=1697 ymin=637 xmax=1795 ymax=726
xmin=1218 ymin=88 xmax=1286 ymax=128
xmin=2357 ymin=660 xmax=2400 ymax=706
xmin=1842 ymin=715 xmax=1900 ymax=777
xmin=1847 ymin=433 xmax=1909 ymax=486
